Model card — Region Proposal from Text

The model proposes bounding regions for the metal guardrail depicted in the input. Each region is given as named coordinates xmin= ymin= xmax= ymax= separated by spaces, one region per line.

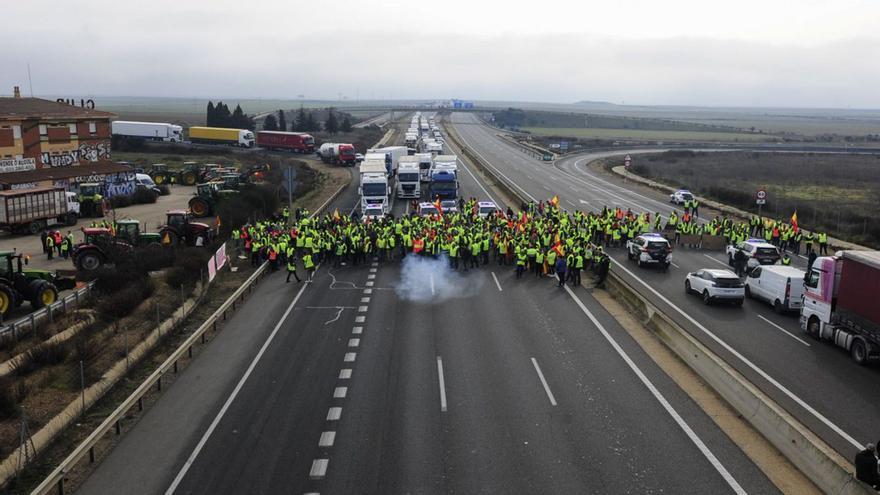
xmin=0 ymin=282 xmax=95 ymax=340
xmin=31 ymin=262 xmax=269 ymax=495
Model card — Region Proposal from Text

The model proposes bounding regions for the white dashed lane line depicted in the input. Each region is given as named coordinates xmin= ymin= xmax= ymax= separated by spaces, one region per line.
xmin=326 ymin=407 xmax=342 ymax=421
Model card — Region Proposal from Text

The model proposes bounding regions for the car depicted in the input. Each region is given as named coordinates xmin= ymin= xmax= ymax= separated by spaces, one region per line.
xmin=726 ymin=238 xmax=781 ymax=270
xmin=669 ymin=189 xmax=694 ymax=205
xmin=440 ymin=199 xmax=458 ymax=214
xmin=477 ymin=201 xmax=498 ymax=218
xmin=626 ymin=233 xmax=672 ymax=270
xmin=685 ymin=269 xmax=745 ymax=306
xmin=744 ymin=265 xmax=806 ymax=313
xmin=135 ymin=173 xmax=162 ymax=197
xmin=354 ymin=153 xmax=365 ymax=163
xmin=362 ymin=205 xmax=385 ymax=222
xmin=417 ymin=202 xmax=440 ymax=217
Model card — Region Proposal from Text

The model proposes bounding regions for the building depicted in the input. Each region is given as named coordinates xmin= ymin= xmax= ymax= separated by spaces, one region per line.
xmin=0 ymin=86 xmax=131 ymax=190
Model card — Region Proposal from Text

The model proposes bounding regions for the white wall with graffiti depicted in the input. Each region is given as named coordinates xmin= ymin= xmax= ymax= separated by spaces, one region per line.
xmin=71 ymin=171 xmax=136 ymax=198
xmin=40 ymin=142 xmax=111 ymax=168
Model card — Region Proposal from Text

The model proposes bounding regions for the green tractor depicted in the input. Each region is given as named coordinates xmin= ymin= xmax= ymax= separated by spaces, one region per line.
xmin=114 ymin=219 xmax=162 ymax=247
xmin=188 ymin=182 xmax=238 ymax=218
xmin=78 ymin=183 xmax=105 ymax=218
xmin=0 ymin=251 xmax=76 ymax=317
xmin=148 ymin=163 xmax=176 ymax=185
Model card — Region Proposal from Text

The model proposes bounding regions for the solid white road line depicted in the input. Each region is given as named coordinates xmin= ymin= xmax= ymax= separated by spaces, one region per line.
xmin=530 ymin=358 xmax=557 ymax=406
xmin=165 ymin=278 xmax=310 ymax=495
xmin=309 ymin=459 xmax=329 ymax=479
xmin=318 ymin=431 xmax=336 ymax=447
xmin=437 ymin=356 xmax=448 ymax=412
xmin=491 ymin=271 xmax=503 ymax=292
xmin=702 ymin=253 xmax=730 ymax=267
xmin=671 ymin=262 xmax=681 ymax=269
xmin=326 ymin=407 xmax=342 ymax=421
xmin=610 ymin=258 xmax=863 ymax=450
xmin=562 ymin=285 xmax=746 ymax=495
xmin=757 ymin=315 xmax=811 ymax=347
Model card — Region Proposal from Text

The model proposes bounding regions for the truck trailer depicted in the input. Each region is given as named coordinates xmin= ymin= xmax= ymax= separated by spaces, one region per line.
xmin=801 ymin=250 xmax=880 ymax=364
xmin=256 ymin=131 xmax=315 ymax=153
xmin=318 ymin=143 xmax=357 ymax=166
xmin=0 ymin=187 xmax=80 ymax=234
xmin=359 ymin=161 xmax=391 ymax=213
xmin=188 ymin=126 xmax=255 ymax=147
xmin=367 ymin=146 xmax=408 ymax=177
xmin=111 ymin=121 xmax=183 ymax=142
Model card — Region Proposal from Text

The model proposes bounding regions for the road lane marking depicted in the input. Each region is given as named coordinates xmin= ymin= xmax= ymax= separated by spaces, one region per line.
xmin=339 ymin=369 xmax=352 ymax=379
xmin=361 ymin=297 xmax=370 ymax=303
xmin=363 ymin=288 xmax=373 ymax=294
xmin=609 ymin=258 xmax=863 ymax=450
xmin=702 ymin=254 xmax=729 ymax=267
xmin=349 ymin=338 xmax=360 ymax=347
xmin=367 ymin=274 xmax=376 ymax=280
xmin=366 ymin=281 xmax=374 ymax=287
xmin=526 ymin=174 xmax=534 ymax=179
xmin=430 ymin=273 xmax=436 ymax=295
xmin=757 ymin=315 xmax=811 ymax=347
xmin=352 ymin=326 xmax=363 ymax=334
xmin=565 ymin=199 xmax=576 ymax=207
xmin=369 ymin=267 xmax=377 ymax=273
xmin=344 ymin=352 xmax=357 ymax=362
xmin=333 ymin=387 xmax=347 ymax=398
xmin=491 ymin=271 xmax=503 ymax=292
xmin=165 ymin=278 xmax=310 ymax=495
xmin=437 ymin=356 xmax=448 ymax=412
xmin=358 ymin=306 xmax=369 ymax=312
xmin=318 ymin=431 xmax=336 ymax=447
xmin=562 ymin=285 xmax=746 ymax=494
xmin=355 ymin=316 xmax=366 ymax=323
xmin=327 ymin=407 xmax=342 ymax=421
xmin=530 ymin=358 xmax=557 ymax=406
xmin=310 ymin=459 xmax=329 ymax=479
xmin=542 ymin=185 xmax=551 ymax=191
xmin=671 ymin=262 xmax=681 ymax=269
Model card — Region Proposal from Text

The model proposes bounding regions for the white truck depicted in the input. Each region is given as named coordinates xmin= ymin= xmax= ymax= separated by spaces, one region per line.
xmin=366 ymin=146 xmax=408 ymax=177
xmin=111 ymin=121 xmax=183 ymax=142
xmin=405 ymin=132 xmax=419 ymax=148
xmin=396 ymin=159 xmax=421 ymax=199
xmin=359 ymin=160 xmax=391 ymax=213
xmin=415 ymin=153 xmax=434 ymax=182
xmin=0 ymin=187 xmax=80 ymax=234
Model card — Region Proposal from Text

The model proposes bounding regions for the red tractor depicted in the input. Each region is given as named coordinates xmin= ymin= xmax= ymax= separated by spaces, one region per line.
xmin=159 ymin=210 xmax=215 ymax=247
xmin=71 ymin=227 xmax=135 ymax=271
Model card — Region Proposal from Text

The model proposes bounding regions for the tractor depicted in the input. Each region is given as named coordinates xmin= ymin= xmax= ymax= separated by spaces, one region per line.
xmin=188 ymin=182 xmax=238 ymax=218
xmin=148 ymin=163 xmax=176 ymax=185
xmin=71 ymin=220 xmax=163 ymax=271
xmin=78 ymin=183 xmax=105 ymax=218
xmin=159 ymin=210 xmax=215 ymax=247
xmin=0 ymin=251 xmax=75 ymax=317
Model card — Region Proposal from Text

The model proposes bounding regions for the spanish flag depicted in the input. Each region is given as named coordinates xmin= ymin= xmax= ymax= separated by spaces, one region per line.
xmin=550 ymin=195 xmax=559 ymax=208
xmin=790 ymin=211 xmax=798 ymax=232
xmin=433 ymin=198 xmax=443 ymax=216
xmin=552 ymin=241 xmax=565 ymax=257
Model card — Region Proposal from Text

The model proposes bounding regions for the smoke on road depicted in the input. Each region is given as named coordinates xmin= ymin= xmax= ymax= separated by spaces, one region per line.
xmin=395 ymin=254 xmax=484 ymax=303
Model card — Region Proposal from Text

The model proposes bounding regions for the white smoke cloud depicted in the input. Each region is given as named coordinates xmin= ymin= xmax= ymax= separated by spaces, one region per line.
xmin=395 ymin=255 xmax=485 ymax=303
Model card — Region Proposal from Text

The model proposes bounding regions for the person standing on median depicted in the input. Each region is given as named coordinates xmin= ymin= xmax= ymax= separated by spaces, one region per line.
xmin=854 ymin=442 xmax=879 ymax=489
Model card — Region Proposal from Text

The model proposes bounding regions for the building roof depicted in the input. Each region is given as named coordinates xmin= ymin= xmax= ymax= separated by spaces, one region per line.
xmin=0 ymin=161 xmax=132 ymax=186
xmin=0 ymin=97 xmax=117 ymax=121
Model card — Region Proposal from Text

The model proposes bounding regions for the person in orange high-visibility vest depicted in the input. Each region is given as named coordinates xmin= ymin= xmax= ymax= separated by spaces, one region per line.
xmin=413 ymin=238 xmax=424 ymax=254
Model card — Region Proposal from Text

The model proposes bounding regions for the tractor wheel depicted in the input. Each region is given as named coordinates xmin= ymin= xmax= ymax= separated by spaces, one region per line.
xmin=189 ymin=197 xmax=211 ymax=217
xmin=154 ymin=174 xmax=165 ymax=185
xmin=0 ymin=284 xmax=14 ymax=317
xmin=28 ymin=279 xmax=58 ymax=310
xmin=182 ymin=171 xmax=197 ymax=186
xmin=76 ymin=251 xmax=104 ymax=271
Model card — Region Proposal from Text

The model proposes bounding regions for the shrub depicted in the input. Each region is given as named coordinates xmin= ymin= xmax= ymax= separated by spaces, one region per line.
xmin=165 ymin=248 xmax=211 ymax=288
xmin=96 ymin=278 xmax=154 ymax=321
xmin=0 ymin=377 xmax=20 ymax=420
xmin=137 ymin=246 xmax=175 ymax=272
xmin=27 ymin=341 xmax=69 ymax=367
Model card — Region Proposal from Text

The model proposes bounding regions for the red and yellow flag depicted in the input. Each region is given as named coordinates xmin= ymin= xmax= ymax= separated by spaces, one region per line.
xmin=433 ymin=198 xmax=443 ymax=216
xmin=790 ymin=211 xmax=799 ymax=232
xmin=552 ymin=241 xmax=565 ymax=257
xmin=332 ymin=208 xmax=340 ymax=221
xmin=550 ymin=195 xmax=559 ymax=207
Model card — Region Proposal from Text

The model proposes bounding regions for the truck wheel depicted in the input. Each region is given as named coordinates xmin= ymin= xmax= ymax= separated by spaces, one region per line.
xmin=76 ymin=252 xmax=103 ymax=271
xmin=182 ymin=172 xmax=197 ymax=186
xmin=28 ymin=220 xmax=45 ymax=235
xmin=773 ymin=300 xmax=784 ymax=314
xmin=851 ymin=340 xmax=868 ymax=366
xmin=807 ymin=317 xmax=821 ymax=339
xmin=189 ymin=198 xmax=210 ymax=217
xmin=0 ymin=284 xmax=13 ymax=317
xmin=28 ymin=280 xmax=58 ymax=309
xmin=65 ymin=212 xmax=78 ymax=226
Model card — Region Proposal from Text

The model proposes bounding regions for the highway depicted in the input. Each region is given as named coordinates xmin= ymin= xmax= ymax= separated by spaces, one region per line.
xmin=449 ymin=112 xmax=880 ymax=460
xmin=73 ymin=115 xmax=781 ymax=494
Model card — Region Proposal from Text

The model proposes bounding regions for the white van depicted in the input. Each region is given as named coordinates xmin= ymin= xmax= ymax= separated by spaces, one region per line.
xmin=744 ymin=265 xmax=806 ymax=313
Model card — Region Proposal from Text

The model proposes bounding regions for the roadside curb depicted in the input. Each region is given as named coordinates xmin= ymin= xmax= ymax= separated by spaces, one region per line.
xmin=605 ymin=271 xmax=875 ymax=495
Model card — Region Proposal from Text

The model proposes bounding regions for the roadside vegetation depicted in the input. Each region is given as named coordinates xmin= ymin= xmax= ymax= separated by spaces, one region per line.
xmin=624 ymin=151 xmax=880 ymax=247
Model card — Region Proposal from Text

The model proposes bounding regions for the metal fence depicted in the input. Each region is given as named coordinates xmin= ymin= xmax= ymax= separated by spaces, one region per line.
xmin=0 ymin=282 xmax=95 ymax=340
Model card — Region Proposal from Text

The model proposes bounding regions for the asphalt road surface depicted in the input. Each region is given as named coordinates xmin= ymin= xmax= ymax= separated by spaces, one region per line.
xmin=77 ymin=116 xmax=779 ymax=494
xmin=449 ymin=112 xmax=879 ymax=460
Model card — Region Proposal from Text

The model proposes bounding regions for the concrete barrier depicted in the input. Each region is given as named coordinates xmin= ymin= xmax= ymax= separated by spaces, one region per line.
xmin=606 ymin=271 xmax=875 ymax=495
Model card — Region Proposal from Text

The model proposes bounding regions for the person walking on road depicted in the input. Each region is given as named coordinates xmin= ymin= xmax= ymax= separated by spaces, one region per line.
xmin=286 ymin=254 xmax=301 ymax=283
xmin=555 ymin=256 xmax=567 ymax=288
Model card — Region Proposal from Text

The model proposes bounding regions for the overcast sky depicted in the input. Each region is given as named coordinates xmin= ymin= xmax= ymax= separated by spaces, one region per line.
xmin=2 ymin=0 xmax=879 ymax=108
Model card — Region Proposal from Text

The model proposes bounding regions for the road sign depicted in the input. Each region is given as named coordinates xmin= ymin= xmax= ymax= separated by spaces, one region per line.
xmin=560 ymin=141 xmax=569 ymax=152
xmin=624 ymin=154 xmax=632 ymax=168
xmin=756 ymin=188 xmax=767 ymax=205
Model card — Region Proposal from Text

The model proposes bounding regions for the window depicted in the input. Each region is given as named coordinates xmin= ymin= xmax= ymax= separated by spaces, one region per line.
xmin=39 ymin=125 xmax=47 ymax=135
xmin=68 ymin=123 xmax=77 ymax=134
xmin=13 ymin=125 xmax=21 ymax=139
xmin=89 ymin=122 xmax=97 ymax=134
xmin=749 ymin=268 xmax=761 ymax=278
xmin=805 ymin=269 xmax=820 ymax=289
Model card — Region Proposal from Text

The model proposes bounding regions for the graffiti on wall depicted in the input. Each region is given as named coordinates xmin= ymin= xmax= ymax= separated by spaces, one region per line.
xmin=40 ymin=142 xmax=111 ymax=167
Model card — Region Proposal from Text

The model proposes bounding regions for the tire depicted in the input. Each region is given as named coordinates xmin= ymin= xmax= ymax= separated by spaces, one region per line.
xmin=773 ymin=300 xmax=784 ymax=314
xmin=728 ymin=255 xmax=734 ymax=266
xmin=627 ymin=250 xmax=634 ymax=260
xmin=189 ymin=197 xmax=210 ymax=217
xmin=637 ymin=259 xmax=644 ymax=268
xmin=182 ymin=172 xmax=197 ymax=186
xmin=0 ymin=284 xmax=13 ymax=317
xmin=685 ymin=280 xmax=692 ymax=294
xmin=154 ymin=174 xmax=165 ymax=185
xmin=744 ymin=285 xmax=751 ymax=298
xmin=702 ymin=290 xmax=711 ymax=305
xmin=28 ymin=220 xmax=44 ymax=235
xmin=65 ymin=212 xmax=78 ymax=226
xmin=851 ymin=340 xmax=868 ymax=366
xmin=76 ymin=251 xmax=103 ymax=271
xmin=28 ymin=280 xmax=58 ymax=309
xmin=662 ymin=263 xmax=669 ymax=272
xmin=807 ymin=317 xmax=821 ymax=339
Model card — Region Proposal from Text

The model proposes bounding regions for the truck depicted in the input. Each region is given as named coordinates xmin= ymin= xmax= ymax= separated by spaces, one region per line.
xmin=111 ymin=121 xmax=183 ymax=142
xmin=405 ymin=132 xmax=419 ymax=148
xmin=428 ymin=160 xmax=458 ymax=201
xmin=416 ymin=153 xmax=433 ymax=182
xmin=425 ymin=140 xmax=443 ymax=155
xmin=317 ymin=143 xmax=357 ymax=166
xmin=0 ymin=187 xmax=80 ymax=234
xmin=396 ymin=159 xmax=421 ymax=199
xmin=188 ymin=126 xmax=255 ymax=147
xmin=367 ymin=146 xmax=408 ymax=177
xmin=359 ymin=161 xmax=391 ymax=213
xmin=256 ymin=131 xmax=315 ymax=153
xmin=801 ymin=250 xmax=880 ymax=365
